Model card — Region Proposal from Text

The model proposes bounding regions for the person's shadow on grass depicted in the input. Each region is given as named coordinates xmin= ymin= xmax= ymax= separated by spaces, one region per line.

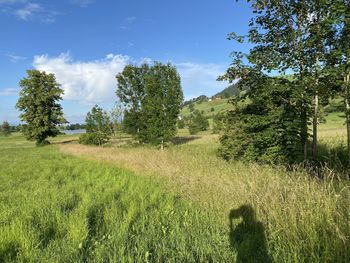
xmin=229 ymin=205 xmax=272 ymax=263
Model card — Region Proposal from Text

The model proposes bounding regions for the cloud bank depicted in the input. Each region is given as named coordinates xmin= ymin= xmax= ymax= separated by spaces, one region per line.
xmin=33 ymin=53 xmax=227 ymax=104
xmin=33 ymin=53 xmax=130 ymax=104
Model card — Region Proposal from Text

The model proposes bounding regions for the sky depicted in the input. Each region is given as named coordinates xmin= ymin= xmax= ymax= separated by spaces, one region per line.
xmin=0 ymin=0 xmax=252 ymax=124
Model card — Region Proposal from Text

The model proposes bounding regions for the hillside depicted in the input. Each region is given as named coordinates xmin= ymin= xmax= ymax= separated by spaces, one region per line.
xmin=212 ymin=83 xmax=244 ymax=99
xmin=181 ymin=98 xmax=233 ymax=118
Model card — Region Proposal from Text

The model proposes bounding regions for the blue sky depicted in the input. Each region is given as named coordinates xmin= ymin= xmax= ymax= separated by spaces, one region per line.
xmin=0 ymin=0 xmax=252 ymax=124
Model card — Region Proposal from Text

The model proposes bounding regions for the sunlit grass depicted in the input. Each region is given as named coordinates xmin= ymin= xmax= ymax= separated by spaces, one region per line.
xmin=0 ymin=146 xmax=234 ymax=262
xmin=1 ymin=111 xmax=350 ymax=262
xmin=61 ymin=133 xmax=350 ymax=262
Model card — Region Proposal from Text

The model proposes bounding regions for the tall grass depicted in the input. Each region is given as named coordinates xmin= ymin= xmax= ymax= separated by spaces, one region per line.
xmin=61 ymin=134 xmax=350 ymax=262
xmin=0 ymin=146 xmax=234 ymax=262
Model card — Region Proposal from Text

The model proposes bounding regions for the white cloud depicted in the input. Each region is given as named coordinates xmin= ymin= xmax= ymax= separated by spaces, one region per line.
xmin=176 ymin=62 xmax=227 ymax=99
xmin=13 ymin=2 xmax=59 ymax=22
xmin=33 ymin=53 xmax=130 ymax=104
xmin=0 ymin=88 xmax=19 ymax=96
xmin=32 ymin=53 xmax=228 ymax=104
xmin=14 ymin=2 xmax=41 ymax=20
xmin=6 ymin=53 xmax=26 ymax=62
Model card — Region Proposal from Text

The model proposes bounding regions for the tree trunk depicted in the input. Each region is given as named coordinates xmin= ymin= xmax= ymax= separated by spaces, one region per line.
xmin=301 ymin=106 xmax=308 ymax=161
xmin=312 ymin=82 xmax=319 ymax=160
xmin=160 ymin=138 xmax=164 ymax=151
xmin=345 ymin=74 xmax=350 ymax=165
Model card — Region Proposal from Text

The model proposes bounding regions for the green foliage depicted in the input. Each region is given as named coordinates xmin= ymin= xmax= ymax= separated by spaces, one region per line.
xmin=0 ymin=121 xmax=11 ymax=136
xmin=212 ymin=112 xmax=226 ymax=134
xmin=110 ymin=104 xmax=123 ymax=137
xmin=16 ymin=70 xmax=66 ymax=145
xmin=116 ymin=62 xmax=183 ymax=147
xmin=188 ymin=102 xmax=195 ymax=112
xmin=177 ymin=118 xmax=185 ymax=129
xmin=188 ymin=110 xmax=209 ymax=135
xmin=219 ymin=76 xmax=302 ymax=164
xmin=78 ymin=133 xmax=103 ymax=146
xmin=116 ymin=64 xmax=150 ymax=140
xmin=63 ymin=123 xmax=86 ymax=131
xmin=79 ymin=105 xmax=112 ymax=146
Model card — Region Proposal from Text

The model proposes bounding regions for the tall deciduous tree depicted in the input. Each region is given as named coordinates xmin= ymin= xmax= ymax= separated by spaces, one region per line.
xmin=234 ymin=0 xmax=335 ymax=161
xmin=243 ymin=0 xmax=313 ymax=160
xmin=116 ymin=62 xmax=183 ymax=149
xmin=143 ymin=62 xmax=183 ymax=149
xmin=116 ymin=64 xmax=149 ymax=142
xmin=16 ymin=70 xmax=66 ymax=145
xmin=328 ymin=0 xmax=350 ymax=165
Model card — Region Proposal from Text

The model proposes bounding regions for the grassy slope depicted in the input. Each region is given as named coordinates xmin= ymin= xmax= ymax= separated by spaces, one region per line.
xmin=181 ymin=98 xmax=232 ymax=117
xmin=0 ymin=138 xmax=234 ymax=262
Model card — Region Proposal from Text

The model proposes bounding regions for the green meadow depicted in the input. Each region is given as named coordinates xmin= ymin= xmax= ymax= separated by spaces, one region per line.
xmin=0 ymin=111 xmax=350 ymax=262
xmin=0 ymin=140 xmax=233 ymax=262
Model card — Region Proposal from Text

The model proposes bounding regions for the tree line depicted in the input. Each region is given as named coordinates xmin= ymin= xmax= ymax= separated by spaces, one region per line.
xmin=15 ymin=62 xmax=184 ymax=148
xmin=0 ymin=121 xmax=22 ymax=136
xmin=217 ymin=0 xmax=350 ymax=168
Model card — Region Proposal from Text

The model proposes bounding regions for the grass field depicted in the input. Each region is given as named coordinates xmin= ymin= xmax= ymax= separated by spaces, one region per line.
xmin=0 ymin=140 xmax=235 ymax=262
xmin=1 ymin=115 xmax=350 ymax=262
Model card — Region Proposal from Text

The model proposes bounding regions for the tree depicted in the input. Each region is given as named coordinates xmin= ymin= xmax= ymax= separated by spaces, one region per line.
xmin=327 ymin=0 xmax=350 ymax=165
xmin=79 ymin=105 xmax=112 ymax=146
xmin=116 ymin=64 xmax=149 ymax=142
xmin=229 ymin=0 xmax=336 ymax=161
xmin=188 ymin=110 xmax=209 ymax=135
xmin=238 ymin=0 xmax=313 ymax=160
xmin=0 ymin=121 xmax=11 ymax=136
xmin=219 ymin=75 xmax=302 ymax=164
xmin=110 ymin=104 xmax=124 ymax=139
xmin=117 ymin=62 xmax=183 ymax=149
xmin=16 ymin=70 xmax=66 ymax=146
xmin=143 ymin=63 xmax=183 ymax=149
xmin=212 ymin=112 xmax=226 ymax=134
xmin=188 ymin=102 xmax=195 ymax=112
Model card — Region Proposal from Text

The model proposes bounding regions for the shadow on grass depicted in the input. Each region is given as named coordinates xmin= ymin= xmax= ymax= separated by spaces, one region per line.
xmin=170 ymin=136 xmax=200 ymax=145
xmin=229 ymin=205 xmax=272 ymax=263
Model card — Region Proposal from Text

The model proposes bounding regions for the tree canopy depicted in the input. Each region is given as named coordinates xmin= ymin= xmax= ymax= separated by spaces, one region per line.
xmin=116 ymin=62 xmax=183 ymax=149
xmin=16 ymin=70 xmax=66 ymax=145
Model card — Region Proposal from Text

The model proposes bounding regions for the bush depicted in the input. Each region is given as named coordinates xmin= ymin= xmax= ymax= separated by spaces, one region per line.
xmin=79 ymin=105 xmax=112 ymax=146
xmin=188 ymin=110 xmax=209 ymax=135
xmin=218 ymin=77 xmax=303 ymax=164
xmin=79 ymin=133 xmax=109 ymax=146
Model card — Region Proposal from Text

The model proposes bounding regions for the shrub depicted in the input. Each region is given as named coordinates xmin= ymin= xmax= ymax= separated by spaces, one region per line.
xmin=79 ymin=133 xmax=109 ymax=146
xmin=188 ymin=110 xmax=209 ymax=135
